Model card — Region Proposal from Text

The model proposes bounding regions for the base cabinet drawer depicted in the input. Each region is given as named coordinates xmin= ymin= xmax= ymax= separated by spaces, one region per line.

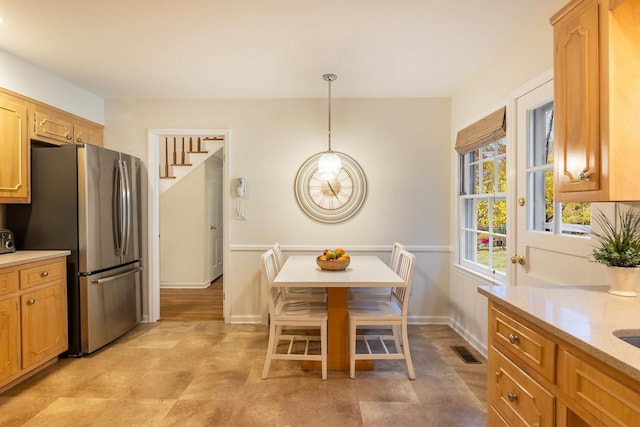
xmin=558 ymin=349 xmax=640 ymax=426
xmin=19 ymin=259 xmax=65 ymax=290
xmin=489 ymin=346 xmax=555 ymax=427
xmin=490 ymin=305 xmax=556 ymax=382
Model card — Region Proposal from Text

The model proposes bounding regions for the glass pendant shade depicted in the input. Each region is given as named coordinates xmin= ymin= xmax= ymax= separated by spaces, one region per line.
xmin=318 ymin=151 xmax=342 ymax=179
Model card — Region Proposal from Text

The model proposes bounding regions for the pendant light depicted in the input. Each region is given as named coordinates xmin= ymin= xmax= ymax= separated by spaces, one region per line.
xmin=317 ymin=73 xmax=342 ymax=179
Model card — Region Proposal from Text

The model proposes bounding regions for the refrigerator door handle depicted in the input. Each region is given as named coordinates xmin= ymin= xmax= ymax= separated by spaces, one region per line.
xmin=120 ymin=160 xmax=132 ymax=257
xmin=113 ymin=162 xmax=123 ymax=255
xmin=94 ymin=266 xmax=143 ymax=285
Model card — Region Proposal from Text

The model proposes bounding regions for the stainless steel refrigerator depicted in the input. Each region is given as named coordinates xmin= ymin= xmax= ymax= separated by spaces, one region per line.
xmin=7 ymin=143 xmax=142 ymax=356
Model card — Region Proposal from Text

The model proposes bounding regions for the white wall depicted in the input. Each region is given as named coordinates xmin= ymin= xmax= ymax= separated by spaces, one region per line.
xmin=0 ymin=49 xmax=104 ymax=123
xmin=448 ymin=0 xmax=569 ymax=355
xmin=104 ymin=97 xmax=452 ymax=323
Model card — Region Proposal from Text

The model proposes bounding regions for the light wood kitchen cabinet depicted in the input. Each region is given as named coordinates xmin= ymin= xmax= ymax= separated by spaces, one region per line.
xmin=488 ymin=346 xmax=555 ymax=426
xmin=559 ymin=348 xmax=640 ymax=426
xmin=74 ymin=121 xmax=104 ymax=146
xmin=0 ymin=298 xmax=20 ymax=385
xmin=0 ymin=90 xmax=30 ymax=204
xmin=551 ymin=0 xmax=640 ymax=202
xmin=31 ymin=103 xmax=104 ymax=147
xmin=20 ymin=282 xmax=67 ymax=369
xmin=487 ymin=300 xmax=640 ymax=426
xmin=1 ymin=86 xmax=103 ymax=204
xmin=0 ymin=257 xmax=68 ymax=392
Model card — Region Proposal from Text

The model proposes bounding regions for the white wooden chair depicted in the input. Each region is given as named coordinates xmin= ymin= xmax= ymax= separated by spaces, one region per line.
xmin=261 ymin=249 xmax=328 ymax=380
xmin=273 ymin=242 xmax=326 ymax=302
xmin=348 ymin=249 xmax=416 ymax=379
xmin=349 ymin=242 xmax=405 ymax=302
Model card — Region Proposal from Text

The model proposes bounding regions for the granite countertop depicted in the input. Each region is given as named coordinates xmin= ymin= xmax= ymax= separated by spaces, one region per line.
xmin=0 ymin=250 xmax=71 ymax=268
xmin=478 ymin=284 xmax=640 ymax=383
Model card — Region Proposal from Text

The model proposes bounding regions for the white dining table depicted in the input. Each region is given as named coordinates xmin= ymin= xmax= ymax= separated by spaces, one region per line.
xmin=274 ymin=255 xmax=404 ymax=371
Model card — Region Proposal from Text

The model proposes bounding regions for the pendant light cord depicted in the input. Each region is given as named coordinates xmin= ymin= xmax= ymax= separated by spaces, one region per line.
xmin=323 ymin=73 xmax=337 ymax=153
xmin=327 ymin=76 xmax=332 ymax=152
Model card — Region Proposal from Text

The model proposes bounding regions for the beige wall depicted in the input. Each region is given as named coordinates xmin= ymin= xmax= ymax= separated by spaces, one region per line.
xmin=160 ymin=163 xmax=209 ymax=288
xmin=104 ymin=97 xmax=453 ymax=322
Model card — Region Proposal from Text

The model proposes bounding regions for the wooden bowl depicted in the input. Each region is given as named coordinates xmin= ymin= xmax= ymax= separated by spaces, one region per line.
xmin=316 ymin=256 xmax=350 ymax=271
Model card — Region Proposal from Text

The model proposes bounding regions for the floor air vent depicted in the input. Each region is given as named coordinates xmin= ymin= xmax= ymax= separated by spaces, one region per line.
xmin=451 ymin=346 xmax=481 ymax=364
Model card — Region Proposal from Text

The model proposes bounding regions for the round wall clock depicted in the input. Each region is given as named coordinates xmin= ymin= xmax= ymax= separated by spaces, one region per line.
xmin=294 ymin=151 xmax=367 ymax=223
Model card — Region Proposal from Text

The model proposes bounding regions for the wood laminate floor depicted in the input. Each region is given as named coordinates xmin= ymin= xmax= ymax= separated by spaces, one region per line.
xmin=160 ymin=276 xmax=223 ymax=322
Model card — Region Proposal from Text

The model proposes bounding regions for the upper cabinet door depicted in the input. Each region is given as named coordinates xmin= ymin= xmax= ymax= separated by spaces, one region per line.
xmin=74 ymin=122 xmax=104 ymax=146
xmin=32 ymin=105 xmax=74 ymax=145
xmin=551 ymin=0 xmax=640 ymax=202
xmin=553 ymin=0 xmax=601 ymax=196
xmin=0 ymin=92 xmax=30 ymax=204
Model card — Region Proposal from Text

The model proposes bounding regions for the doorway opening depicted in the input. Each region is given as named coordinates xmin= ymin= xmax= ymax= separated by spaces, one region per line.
xmin=147 ymin=129 xmax=230 ymax=324
xmin=160 ymin=276 xmax=223 ymax=321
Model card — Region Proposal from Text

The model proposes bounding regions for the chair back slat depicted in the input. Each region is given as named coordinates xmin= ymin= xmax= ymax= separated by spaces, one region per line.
xmin=389 ymin=242 xmax=405 ymax=272
xmin=261 ymin=249 xmax=284 ymax=313
xmin=273 ymin=242 xmax=284 ymax=271
xmin=391 ymin=250 xmax=415 ymax=311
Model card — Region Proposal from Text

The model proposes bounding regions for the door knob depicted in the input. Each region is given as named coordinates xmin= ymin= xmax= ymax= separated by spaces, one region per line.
xmin=510 ymin=255 xmax=525 ymax=265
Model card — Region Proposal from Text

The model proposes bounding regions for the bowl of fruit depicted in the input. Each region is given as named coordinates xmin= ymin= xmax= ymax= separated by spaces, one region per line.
xmin=316 ymin=248 xmax=351 ymax=271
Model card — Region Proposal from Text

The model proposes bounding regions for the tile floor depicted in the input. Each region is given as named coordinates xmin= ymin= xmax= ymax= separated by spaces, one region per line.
xmin=0 ymin=323 xmax=487 ymax=426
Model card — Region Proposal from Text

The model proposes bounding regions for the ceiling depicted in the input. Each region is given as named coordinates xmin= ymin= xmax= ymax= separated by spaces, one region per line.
xmin=0 ymin=0 xmax=556 ymax=99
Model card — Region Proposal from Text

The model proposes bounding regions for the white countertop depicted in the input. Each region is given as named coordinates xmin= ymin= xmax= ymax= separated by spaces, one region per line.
xmin=478 ymin=284 xmax=640 ymax=383
xmin=274 ymin=255 xmax=403 ymax=287
xmin=0 ymin=250 xmax=71 ymax=268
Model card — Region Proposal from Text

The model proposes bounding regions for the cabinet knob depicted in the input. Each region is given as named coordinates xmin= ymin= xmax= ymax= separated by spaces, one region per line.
xmin=77 ymin=137 xmax=83 ymax=143
xmin=507 ymin=391 xmax=518 ymax=403
xmin=579 ymin=169 xmax=592 ymax=181
xmin=508 ymin=333 xmax=519 ymax=345
xmin=66 ymin=133 xmax=72 ymax=140
xmin=41 ymin=271 xmax=49 ymax=278
xmin=27 ymin=298 xmax=35 ymax=305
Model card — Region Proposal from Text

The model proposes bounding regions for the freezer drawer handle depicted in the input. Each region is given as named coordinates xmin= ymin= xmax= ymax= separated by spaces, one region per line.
xmin=95 ymin=267 xmax=143 ymax=285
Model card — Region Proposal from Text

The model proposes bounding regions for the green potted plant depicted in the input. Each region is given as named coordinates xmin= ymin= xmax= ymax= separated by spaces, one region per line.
xmin=590 ymin=208 xmax=640 ymax=296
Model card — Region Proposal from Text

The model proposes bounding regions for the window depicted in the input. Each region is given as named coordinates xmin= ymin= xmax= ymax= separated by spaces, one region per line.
xmin=527 ymin=101 xmax=590 ymax=236
xmin=455 ymin=107 xmax=507 ymax=278
xmin=459 ymin=138 xmax=507 ymax=277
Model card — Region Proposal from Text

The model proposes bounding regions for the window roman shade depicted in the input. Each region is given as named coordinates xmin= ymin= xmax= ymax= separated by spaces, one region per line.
xmin=455 ymin=107 xmax=506 ymax=154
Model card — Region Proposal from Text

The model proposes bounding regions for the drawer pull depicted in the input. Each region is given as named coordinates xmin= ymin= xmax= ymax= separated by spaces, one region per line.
xmin=41 ymin=271 xmax=49 ymax=278
xmin=27 ymin=298 xmax=35 ymax=305
xmin=508 ymin=333 xmax=519 ymax=345
xmin=507 ymin=391 xmax=518 ymax=403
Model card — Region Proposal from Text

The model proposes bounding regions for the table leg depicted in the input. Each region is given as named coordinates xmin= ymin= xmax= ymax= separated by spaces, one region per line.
xmin=327 ymin=287 xmax=349 ymax=370
xmin=303 ymin=287 xmax=373 ymax=372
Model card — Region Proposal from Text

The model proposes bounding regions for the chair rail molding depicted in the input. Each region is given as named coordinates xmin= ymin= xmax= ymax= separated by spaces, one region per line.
xmin=230 ymin=244 xmax=453 ymax=253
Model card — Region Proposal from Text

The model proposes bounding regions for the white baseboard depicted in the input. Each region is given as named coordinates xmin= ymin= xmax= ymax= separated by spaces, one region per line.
xmin=229 ymin=315 xmax=263 ymax=324
xmin=407 ymin=315 xmax=450 ymax=325
xmin=160 ymin=280 xmax=210 ymax=289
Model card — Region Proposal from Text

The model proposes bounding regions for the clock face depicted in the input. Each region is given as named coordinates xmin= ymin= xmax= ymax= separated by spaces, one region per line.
xmin=309 ymin=168 xmax=353 ymax=210
xmin=294 ymin=152 xmax=367 ymax=223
